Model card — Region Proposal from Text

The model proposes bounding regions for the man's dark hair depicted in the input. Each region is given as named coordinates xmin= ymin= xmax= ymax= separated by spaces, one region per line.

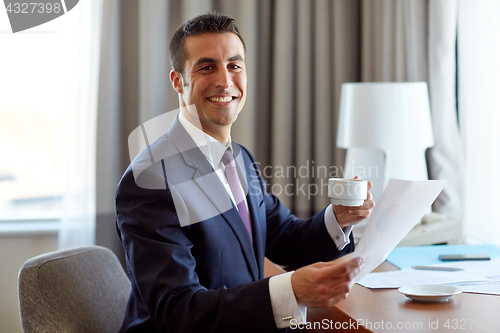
xmin=169 ymin=12 xmax=246 ymax=75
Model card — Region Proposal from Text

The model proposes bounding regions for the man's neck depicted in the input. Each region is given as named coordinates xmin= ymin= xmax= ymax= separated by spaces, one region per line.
xmin=179 ymin=110 xmax=230 ymax=144
xmin=203 ymin=127 xmax=230 ymax=144
xmin=178 ymin=112 xmax=231 ymax=145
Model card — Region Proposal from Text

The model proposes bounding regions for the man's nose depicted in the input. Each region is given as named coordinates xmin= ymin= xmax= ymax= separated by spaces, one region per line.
xmin=214 ymin=68 xmax=233 ymax=90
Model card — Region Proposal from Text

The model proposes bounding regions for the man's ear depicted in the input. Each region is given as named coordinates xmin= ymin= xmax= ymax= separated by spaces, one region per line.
xmin=170 ymin=70 xmax=184 ymax=94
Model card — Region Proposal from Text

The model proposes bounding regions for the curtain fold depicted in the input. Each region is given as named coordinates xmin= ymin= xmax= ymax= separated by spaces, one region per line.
xmin=58 ymin=0 xmax=102 ymax=249
xmin=361 ymin=0 xmax=428 ymax=82
xmin=294 ymin=0 xmax=314 ymax=216
xmin=312 ymin=0 xmax=334 ymax=212
xmin=264 ymin=0 xmax=362 ymax=216
xmin=269 ymin=0 xmax=296 ymax=210
xmin=95 ymin=0 xmax=124 ymax=258
xmin=427 ymin=0 xmax=464 ymax=220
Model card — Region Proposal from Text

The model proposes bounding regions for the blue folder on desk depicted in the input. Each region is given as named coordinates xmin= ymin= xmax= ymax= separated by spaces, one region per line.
xmin=387 ymin=244 xmax=500 ymax=269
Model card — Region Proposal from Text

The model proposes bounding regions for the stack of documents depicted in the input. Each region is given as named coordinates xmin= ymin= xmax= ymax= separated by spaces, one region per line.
xmin=348 ymin=179 xmax=500 ymax=296
xmin=357 ymin=258 xmax=500 ymax=296
xmin=438 ymin=258 xmax=500 ymax=295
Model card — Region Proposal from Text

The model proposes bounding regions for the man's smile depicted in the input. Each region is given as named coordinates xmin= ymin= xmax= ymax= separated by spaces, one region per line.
xmin=207 ymin=95 xmax=236 ymax=104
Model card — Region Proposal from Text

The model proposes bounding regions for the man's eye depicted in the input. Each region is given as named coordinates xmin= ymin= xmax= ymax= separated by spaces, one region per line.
xmin=200 ymin=66 xmax=213 ymax=71
xmin=229 ymin=64 xmax=241 ymax=70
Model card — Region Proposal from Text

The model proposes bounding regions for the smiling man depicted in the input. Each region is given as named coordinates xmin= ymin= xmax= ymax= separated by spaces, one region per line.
xmin=116 ymin=12 xmax=374 ymax=333
xmin=170 ymin=31 xmax=247 ymax=143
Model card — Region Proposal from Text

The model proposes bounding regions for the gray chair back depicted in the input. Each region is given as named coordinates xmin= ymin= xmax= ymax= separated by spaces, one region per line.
xmin=18 ymin=245 xmax=131 ymax=333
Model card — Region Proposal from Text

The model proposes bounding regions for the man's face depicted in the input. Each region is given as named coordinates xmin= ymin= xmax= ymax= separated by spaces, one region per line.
xmin=172 ymin=32 xmax=247 ymax=139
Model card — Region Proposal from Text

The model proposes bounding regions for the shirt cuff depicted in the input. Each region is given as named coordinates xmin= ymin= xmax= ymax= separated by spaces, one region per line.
xmin=324 ymin=204 xmax=353 ymax=250
xmin=268 ymin=272 xmax=307 ymax=329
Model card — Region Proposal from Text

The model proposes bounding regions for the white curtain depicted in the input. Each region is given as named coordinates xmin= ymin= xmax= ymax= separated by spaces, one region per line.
xmin=458 ymin=0 xmax=500 ymax=244
xmin=360 ymin=0 xmax=465 ymax=222
xmin=427 ymin=0 xmax=464 ymax=220
xmin=58 ymin=0 xmax=102 ymax=249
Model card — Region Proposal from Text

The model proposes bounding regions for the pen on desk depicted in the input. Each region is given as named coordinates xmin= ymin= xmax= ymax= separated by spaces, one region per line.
xmin=412 ymin=266 xmax=464 ymax=271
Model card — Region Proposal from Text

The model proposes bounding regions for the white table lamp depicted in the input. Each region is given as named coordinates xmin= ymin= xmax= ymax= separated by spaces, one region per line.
xmin=337 ymin=82 xmax=434 ymax=206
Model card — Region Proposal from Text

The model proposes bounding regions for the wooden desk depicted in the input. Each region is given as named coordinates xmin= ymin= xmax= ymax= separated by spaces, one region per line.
xmin=307 ymin=262 xmax=500 ymax=332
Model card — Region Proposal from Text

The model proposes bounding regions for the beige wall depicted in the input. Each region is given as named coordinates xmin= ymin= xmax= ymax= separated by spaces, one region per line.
xmin=0 ymin=232 xmax=57 ymax=333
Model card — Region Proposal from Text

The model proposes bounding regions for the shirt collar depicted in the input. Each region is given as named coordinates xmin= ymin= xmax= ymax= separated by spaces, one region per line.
xmin=178 ymin=112 xmax=233 ymax=167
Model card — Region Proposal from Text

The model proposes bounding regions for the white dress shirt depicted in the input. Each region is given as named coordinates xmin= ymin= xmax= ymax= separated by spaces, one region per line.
xmin=178 ymin=113 xmax=353 ymax=329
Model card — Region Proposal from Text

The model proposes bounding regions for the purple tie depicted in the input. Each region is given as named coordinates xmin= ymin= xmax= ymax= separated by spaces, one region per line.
xmin=221 ymin=149 xmax=252 ymax=243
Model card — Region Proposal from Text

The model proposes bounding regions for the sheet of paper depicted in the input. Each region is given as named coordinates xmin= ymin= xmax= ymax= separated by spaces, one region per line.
xmin=357 ymin=269 xmax=488 ymax=289
xmin=434 ymin=258 xmax=500 ymax=279
xmin=436 ymin=259 xmax=500 ymax=296
xmin=445 ymin=280 xmax=500 ymax=296
xmin=352 ymin=179 xmax=447 ymax=283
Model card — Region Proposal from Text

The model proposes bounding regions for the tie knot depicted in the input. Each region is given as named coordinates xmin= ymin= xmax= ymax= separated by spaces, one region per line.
xmin=221 ymin=149 xmax=234 ymax=167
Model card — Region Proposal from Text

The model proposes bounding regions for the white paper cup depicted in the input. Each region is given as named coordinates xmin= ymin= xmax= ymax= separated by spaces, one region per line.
xmin=328 ymin=178 xmax=367 ymax=207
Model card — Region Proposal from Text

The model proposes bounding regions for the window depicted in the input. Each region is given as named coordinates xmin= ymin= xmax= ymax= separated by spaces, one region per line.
xmin=0 ymin=4 xmax=92 ymax=225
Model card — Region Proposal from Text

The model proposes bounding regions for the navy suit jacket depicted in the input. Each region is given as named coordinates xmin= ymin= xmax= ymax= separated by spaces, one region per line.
xmin=115 ymin=117 xmax=354 ymax=332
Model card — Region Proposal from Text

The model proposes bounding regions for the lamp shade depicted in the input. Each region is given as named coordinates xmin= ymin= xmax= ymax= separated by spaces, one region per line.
xmin=337 ymin=82 xmax=434 ymax=202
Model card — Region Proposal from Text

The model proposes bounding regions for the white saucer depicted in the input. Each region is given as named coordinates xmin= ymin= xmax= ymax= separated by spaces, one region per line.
xmin=398 ymin=285 xmax=462 ymax=302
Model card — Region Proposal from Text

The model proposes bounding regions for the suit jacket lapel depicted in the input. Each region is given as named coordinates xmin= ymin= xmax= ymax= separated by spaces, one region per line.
xmin=167 ymin=117 xmax=259 ymax=280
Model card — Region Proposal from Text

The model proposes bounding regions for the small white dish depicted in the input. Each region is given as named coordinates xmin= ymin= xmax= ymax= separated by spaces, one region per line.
xmin=398 ymin=285 xmax=462 ymax=302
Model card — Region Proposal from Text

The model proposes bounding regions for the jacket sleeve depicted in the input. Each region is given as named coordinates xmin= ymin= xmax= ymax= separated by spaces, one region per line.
xmin=116 ymin=163 xmax=278 ymax=333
